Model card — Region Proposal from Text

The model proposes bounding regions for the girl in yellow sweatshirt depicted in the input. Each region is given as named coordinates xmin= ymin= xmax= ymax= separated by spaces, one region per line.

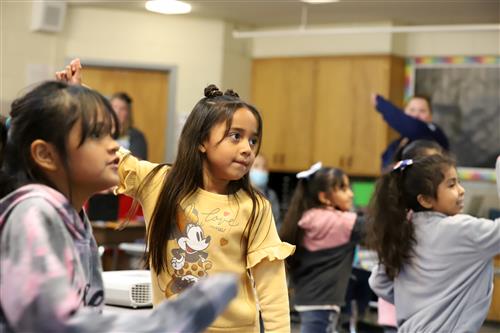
xmin=57 ymin=60 xmax=295 ymax=333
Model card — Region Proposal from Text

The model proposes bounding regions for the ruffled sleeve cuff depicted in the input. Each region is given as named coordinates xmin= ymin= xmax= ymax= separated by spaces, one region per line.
xmin=246 ymin=242 xmax=295 ymax=269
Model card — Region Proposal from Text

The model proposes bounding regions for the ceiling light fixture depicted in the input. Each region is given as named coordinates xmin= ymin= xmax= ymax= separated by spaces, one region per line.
xmin=145 ymin=0 xmax=191 ymax=15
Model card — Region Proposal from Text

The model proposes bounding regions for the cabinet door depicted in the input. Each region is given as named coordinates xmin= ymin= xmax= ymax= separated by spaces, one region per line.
xmin=313 ymin=58 xmax=353 ymax=170
xmin=314 ymin=56 xmax=401 ymax=176
xmin=348 ymin=57 xmax=392 ymax=176
xmin=251 ymin=58 xmax=315 ymax=172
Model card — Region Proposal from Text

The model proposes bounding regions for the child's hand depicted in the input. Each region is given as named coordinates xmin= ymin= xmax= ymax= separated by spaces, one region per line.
xmin=55 ymin=58 xmax=82 ymax=85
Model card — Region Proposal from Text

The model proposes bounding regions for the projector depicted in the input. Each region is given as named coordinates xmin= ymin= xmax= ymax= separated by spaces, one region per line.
xmin=102 ymin=270 xmax=152 ymax=308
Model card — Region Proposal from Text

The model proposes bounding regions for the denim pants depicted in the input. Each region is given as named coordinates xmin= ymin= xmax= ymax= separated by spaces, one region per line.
xmin=299 ymin=310 xmax=339 ymax=333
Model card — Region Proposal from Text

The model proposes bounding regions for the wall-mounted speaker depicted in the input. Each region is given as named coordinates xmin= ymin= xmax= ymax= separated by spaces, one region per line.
xmin=31 ymin=1 xmax=67 ymax=33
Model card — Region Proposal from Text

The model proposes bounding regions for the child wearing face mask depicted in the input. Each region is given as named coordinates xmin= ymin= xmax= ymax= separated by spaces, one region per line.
xmin=250 ymin=154 xmax=281 ymax=230
xmin=280 ymin=163 xmax=364 ymax=333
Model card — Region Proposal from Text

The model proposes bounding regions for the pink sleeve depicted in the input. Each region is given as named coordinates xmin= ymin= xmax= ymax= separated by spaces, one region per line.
xmin=299 ymin=210 xmax=356 ymax=251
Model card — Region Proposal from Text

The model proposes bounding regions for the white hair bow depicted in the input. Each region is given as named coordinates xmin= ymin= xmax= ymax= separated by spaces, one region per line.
xmin=392 ymin=159 xmax=413 ymax=172
xmin=296 ymin=162 xmax=322 ymax=179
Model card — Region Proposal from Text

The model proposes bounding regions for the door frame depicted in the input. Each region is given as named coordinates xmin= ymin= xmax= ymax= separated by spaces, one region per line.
xmin=66 ymin=57 xmax=178 ymax=163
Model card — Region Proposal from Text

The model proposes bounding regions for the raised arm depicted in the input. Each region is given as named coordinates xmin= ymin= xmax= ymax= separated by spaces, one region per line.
xmin=374 ymin=95 xmax=434 ymax=140
xmin=114 ymin=147 xmax=158 ymax=199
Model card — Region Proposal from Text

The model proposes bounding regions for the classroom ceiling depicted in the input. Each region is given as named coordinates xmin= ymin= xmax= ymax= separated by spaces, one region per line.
xmin=69 ymin=0 xmax=500 ymax=28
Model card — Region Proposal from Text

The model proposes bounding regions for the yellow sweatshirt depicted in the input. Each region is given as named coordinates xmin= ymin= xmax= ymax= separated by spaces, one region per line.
xmin=116 ymin=149 xmax=295 ymax=332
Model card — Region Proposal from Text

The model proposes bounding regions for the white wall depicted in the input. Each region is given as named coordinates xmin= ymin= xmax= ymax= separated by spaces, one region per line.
xmin=221 ymin=23 xmax=253 ymax=100
xmin=392 ymin=30 xmax=500 ymax=56
xmin=251 ymin=23 xmax=394 ymax=58
xmin=64 ymin=7 xmax=225 ymax=118
xmin=249 ymin=24 xmax=500 ymax=58
xmin=1 ymin=2 xmax=66 ymax=115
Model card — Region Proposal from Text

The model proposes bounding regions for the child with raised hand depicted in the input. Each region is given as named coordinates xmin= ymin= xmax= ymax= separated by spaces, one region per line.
xmin=371 ymin=93 xmax=449 ymax=171
xmin=57 ymin=60 xmax=295 ymax=332
xmin=367 ymin=154 xmax=500 ymax=333
xmin=0 ymin=81 xmax=237 ymax=332
xmin=122 ymin=85 xmax=295 ymax=332
xmin=280 ymin=162 xmax=364 ymax=333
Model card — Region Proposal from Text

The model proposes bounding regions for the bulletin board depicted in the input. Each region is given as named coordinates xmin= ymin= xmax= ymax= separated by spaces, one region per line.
xmin=405 ymin=56 xmax=500 ymax=168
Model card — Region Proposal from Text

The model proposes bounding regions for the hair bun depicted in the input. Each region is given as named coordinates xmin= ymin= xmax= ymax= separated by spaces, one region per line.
xmin=224 ymin=89 xmax=239 ymax=98
xmin=204 ymin=84 xmax=223 ymax=98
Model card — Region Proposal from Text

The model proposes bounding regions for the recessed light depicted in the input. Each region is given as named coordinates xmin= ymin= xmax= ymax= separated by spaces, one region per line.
xmin=145 ymin=0 xmax=191 ymax=15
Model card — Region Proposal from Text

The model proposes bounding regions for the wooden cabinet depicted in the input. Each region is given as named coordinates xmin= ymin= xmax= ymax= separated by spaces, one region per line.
xmin=251 ymin=58 xmax=316 ymax=171
xmin=251 ymin=55 xmax=404 ymax=176
xmin=314 ymin=56 xmax=404 ymax=176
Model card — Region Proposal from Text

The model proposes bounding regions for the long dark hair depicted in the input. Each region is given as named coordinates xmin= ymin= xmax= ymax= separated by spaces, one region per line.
xmin=139 ymin=84 xmax=263 ymax=274
xmin=365 ymin=154 xmax=455 ymax=279
xmin=393 ymin=139 xmax=445 ymax=163
xmin=0 ymin=81 xmax=118 ymax=199
xmin=280 ymin=167 xmax=347 ymax=250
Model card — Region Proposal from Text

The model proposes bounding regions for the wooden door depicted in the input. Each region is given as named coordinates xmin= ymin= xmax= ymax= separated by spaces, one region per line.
xmin=84 ymin=66 xmax=169 ymax=163
xmin=251 ymin=58 xmax=315 ymax=172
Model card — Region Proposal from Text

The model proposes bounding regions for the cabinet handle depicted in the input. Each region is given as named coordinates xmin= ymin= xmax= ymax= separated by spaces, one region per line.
xmin=347 ymin=156 xmax=353 ymax=168
xmin=339 ymin=156 xmax=345 ymax=168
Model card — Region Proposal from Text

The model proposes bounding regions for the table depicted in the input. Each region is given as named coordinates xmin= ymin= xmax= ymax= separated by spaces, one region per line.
xmin=92 ymin=221 xmax=146 ymax=246
xmin=104 ymin=304 xmax=152 ymax=314
xmin=91 ymin=221 xmax=146 ymax=270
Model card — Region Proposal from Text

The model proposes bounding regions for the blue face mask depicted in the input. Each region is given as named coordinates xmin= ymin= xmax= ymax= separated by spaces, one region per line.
xmin=250 ymin=169 xmax=269 ymax=189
